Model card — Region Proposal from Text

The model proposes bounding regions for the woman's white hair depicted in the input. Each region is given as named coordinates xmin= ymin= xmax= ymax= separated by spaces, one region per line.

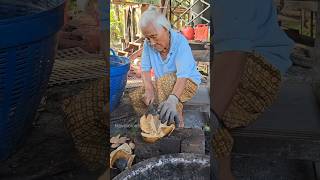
xmin=139 ymin=6 xmax=171 ymax=31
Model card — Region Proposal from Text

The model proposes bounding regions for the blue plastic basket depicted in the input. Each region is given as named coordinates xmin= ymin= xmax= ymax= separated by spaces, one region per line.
xmin=0 ymin=0 xmax=65 ymax=160
xmin=110 ymin=49 xmax=130 ymax=112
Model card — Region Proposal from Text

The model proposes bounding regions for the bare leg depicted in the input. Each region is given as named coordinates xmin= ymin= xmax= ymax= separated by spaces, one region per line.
xmin=212 ymin=51 xmax=247 ymax=180
xmin=217 ymin=156 xmax=235 ymax=180
xmin=179 ymin=111 xmax=184 ymax=128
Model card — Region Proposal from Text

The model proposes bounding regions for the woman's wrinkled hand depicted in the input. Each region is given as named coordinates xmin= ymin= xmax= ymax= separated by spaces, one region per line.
xmin=143 ymin=88 xmax=155 ymax=105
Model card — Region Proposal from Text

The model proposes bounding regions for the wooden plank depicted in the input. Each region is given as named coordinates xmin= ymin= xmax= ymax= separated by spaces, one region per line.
xmin=291 ymin=53 xmax=314 ymax=68
xmin=129 ymin=42 xmax=142 ymax=48
xmin=112 ymin=0 xmax=145 ymax=6
xmin=130 ymin=6 xmax=135 ymax=42
xmin=313 ymin=0 xmax=320 ymax=82
xmin=278 ymin=14 xmax=300 ymax=23
xmin=116 ymin=50 xmax=128 ymax=57
xmin=311 ymin=11 xmax=314 ymax=37
xmin=280 ymin=9 xmax=303 ymax=17
xmin=275 ymin=0 xmax=318 ymax=12
xmin=295 ymin=42 xmax=315 ymax=51
xmin=128 ymin=47 xmax=143 ymax=60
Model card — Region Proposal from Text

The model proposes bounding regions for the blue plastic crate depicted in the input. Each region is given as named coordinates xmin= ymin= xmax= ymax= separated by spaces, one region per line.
xmin=0 ymin=0 xmax=65 ymax=160
xmin=110 ymin=49 xmax=130 ymax=112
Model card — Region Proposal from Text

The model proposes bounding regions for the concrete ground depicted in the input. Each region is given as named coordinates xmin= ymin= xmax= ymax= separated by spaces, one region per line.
xmin=0 ymin=82 xmax=103 ymax=180
xmin=232 ymin=155 xmax=316 ymax=180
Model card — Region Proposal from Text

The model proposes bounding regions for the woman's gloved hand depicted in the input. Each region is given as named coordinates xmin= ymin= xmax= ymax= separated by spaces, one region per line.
xmin=143 ymin=88 xmax=155 ymax=105
xmin=158 ymin=94 xmax=179 ymax=126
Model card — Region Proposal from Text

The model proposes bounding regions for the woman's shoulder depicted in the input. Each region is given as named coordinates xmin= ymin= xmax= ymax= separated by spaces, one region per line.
xmin=171 ymin=29 xmax=189 ymax=48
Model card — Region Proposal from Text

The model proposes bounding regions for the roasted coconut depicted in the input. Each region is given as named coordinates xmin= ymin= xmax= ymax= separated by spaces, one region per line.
xmin=110 ymin=143 xmax=135 ymax=169
xmin=140 ymin=114 xmax=175 ymax=143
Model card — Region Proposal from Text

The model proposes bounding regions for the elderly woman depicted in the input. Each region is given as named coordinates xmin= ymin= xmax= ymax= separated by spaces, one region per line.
xmin=130 ymin=6 xmax=201 ymax=127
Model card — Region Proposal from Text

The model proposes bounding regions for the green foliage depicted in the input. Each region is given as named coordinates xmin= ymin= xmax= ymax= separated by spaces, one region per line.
xmin=68 ymin=0 xmax=77 ymax=10
xmin=110 ymin=1 xmax=160 ymax=47
xmin=133 ymin=0 xmax=160 ymax=4
xmin=282 ymin=20 xmax=316 ymax=38
xmin=110 ymin=4 xmax=125 ymax=47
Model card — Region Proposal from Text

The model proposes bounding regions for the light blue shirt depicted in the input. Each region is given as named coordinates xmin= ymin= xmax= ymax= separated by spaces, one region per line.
xmin=213 ymin=0 xmax=295 ymax=74
xmin=141 ymin=29 xmax=202 ymax=85
xmin=98 ymin=0 xmax=108 ymax=30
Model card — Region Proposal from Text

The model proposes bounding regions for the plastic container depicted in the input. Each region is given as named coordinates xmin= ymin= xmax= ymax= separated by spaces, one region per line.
xmin=194 ymin=24 xmax=209 ymax=42
xmin=181 ymin=26 xmax=194 ymax=40
xmin=110 ymin=49 xmax=130 ymax=112
xmin=0 ymin=0 xmax=65 ymax=160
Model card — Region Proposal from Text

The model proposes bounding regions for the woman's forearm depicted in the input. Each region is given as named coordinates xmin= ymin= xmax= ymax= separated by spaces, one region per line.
xmin=172 ymin=78 xmax=187 ymax=98
xmin=142 ymin=71 xmax=154 ymax=90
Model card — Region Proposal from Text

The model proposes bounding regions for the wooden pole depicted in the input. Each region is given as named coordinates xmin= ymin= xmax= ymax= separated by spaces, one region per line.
xmin=130 ymin=6 xmax=134 ymax=42
xmin=311 ymin=11 xmax=314 ymax=38
xmin=313 ymin=0 xmax=320 ymax=83
xmin=300 ymin=9 xmax=303 ymax=35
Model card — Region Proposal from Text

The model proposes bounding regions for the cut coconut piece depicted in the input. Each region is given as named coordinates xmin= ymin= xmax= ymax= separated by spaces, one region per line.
xmin=141 ymin=132 xmax=161 ymax=143
xmin=129 ymin=142 xmax=135 ymax=150
xmin=118 ymin=136 xmax=129 ymax=144
xmin=111 ymin=143 xmax=120 ymax=148
xmin=140 ymin=114 xmax=176 ymax=143
xmin=110 ymin=143 xmax=135 ymax=169
xmin=116 ymin=143 xmax=132 ymax=154
xmin=140 ymin=114 xmax=158 ymax=134
xmin=110 ymin=150 xmax=135 ymax=169
xmin=160 ymin=124 xmax=175 ymax=137
xmin=110 ymin=134 xmax=121 ymax=144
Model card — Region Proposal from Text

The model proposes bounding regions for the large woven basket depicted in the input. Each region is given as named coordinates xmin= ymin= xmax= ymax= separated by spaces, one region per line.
xmin=0 ymin=0 xmax=65 ymax=160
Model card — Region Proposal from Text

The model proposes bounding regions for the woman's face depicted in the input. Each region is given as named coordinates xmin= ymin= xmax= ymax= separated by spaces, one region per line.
xmin=142 ymin=23 xmax=169 ymax=52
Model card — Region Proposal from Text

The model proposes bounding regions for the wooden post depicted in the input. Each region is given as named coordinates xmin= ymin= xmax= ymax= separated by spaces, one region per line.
xmin=311 ymin=11 xmax=314 ymax=38
xmin=302 ymin=9 xmax=307 ymax=35
xmin=300 ymin=9 xmax=304 ymax=35
xmin=132 ymin=7 xmax=136 ymax=41
xmin=124 ymin=7 xmax=130 ymax=47
xmin=313 ymin=1 xmax=320 ymax=83
xmin=169 ymin=0 xmax=172 ymax=24
xmin=130 ymin=6 xmax=134 ymax=42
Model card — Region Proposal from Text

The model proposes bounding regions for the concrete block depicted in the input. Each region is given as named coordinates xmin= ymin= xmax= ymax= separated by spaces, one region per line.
xmin=134 ymin=128 xmax=205 ymax=163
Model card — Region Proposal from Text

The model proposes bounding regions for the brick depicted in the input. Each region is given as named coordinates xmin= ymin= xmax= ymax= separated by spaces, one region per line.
xmin=158 ymin=135 xmax=181 ymax=154
xmin=181 ymin=129 xmax=205 ymax=154
xmin=134 ymin=128 xmax=205 ymax=163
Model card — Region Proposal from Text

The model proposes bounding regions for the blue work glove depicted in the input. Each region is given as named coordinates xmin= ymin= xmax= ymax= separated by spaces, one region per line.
xmin=158 ymin=95 xmax=180 ymax=126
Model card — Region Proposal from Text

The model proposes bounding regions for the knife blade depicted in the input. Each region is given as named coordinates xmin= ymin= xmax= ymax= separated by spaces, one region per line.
xmin=145 ymin=103 xmax=158 ymax=116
